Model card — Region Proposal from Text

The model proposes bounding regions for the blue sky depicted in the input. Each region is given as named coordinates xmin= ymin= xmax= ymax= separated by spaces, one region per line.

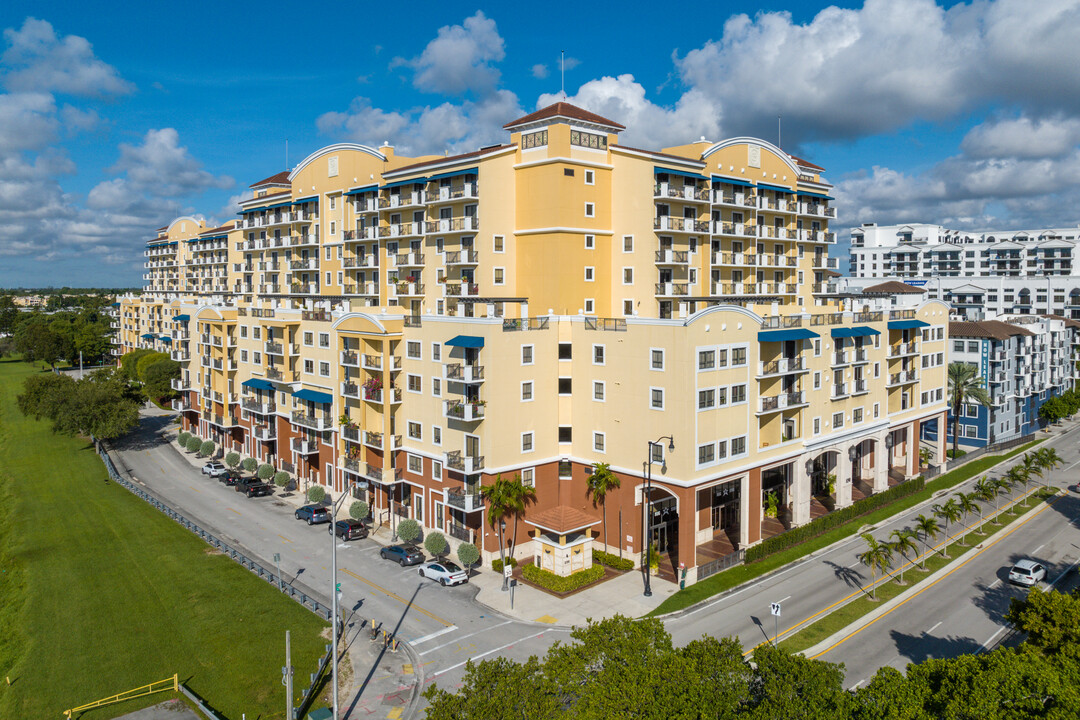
xmin=2 ymin=0 xmax=1080 ymax=287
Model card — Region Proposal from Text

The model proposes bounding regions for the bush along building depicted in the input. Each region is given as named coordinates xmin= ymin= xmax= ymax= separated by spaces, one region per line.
xmin=114 ymin=102 xmax=949 ymax=586
xmin=947 ymin=315 xmax=1080 ymax=449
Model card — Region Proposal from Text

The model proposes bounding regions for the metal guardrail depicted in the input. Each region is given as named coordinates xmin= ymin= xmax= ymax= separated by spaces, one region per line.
xmin=922 ymin=433 xmax=1035 ymax=480
xmin=697 ymin=549 xmax=745 ymax=580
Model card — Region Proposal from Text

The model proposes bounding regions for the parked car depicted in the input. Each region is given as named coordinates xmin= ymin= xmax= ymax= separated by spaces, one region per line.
xmin=201 ymin=461 xmax=227 ymax=477
xmin=295 ymin=505 xmax=330 ymax=525
xmin=380 ymin=544 xmax=424 ymax=566
xmin=418 ymin=561 xmax=469 ymax=586
xmin=1008 ymin=559 xmax=1047 ymax=587
xmin=235 ymin=477 xmax=273 ymax=497
xmin=331 ymin=519 xmax=368 ymax=541
xmin=218 ymin=470 xmax=243 ymax=484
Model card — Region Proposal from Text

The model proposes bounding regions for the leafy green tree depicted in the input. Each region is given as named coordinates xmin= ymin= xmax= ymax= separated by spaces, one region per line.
xmin=177 ymin=431 xmax=190 ymax=447
xmin=1004 ymin=464 xmax=1030 ymax=497
xmin=947 ymin=362 xmax=991 ymax=459
xmin=306 ymin=485 xmax=325 ymax=503
xmin=198 ymin=440 xmax=215 ymax=457
xmin=185 ymin=436 xmax=201 ymax=453
xmin=17 ymin=370 xmax=138 ymax=442
xmin=457 ymin=542 xmax=480 ymax=575
xmin=1005 ymin=587 xmax=1080 ymax=656
xmin=913 ymin=514 xmax=939 ymax=570
xmin=16 ymin=372 xmax=76 ymax=422
xmin=424 ymin=656 xmax=558 ymax=720
xmin=480 ymin=472 xmax=537 ymax=590
xmin=955 ymin=493 xmax=978 ymax=544
xmin=852 ymin=666 xmax=927 ymax=720
xmin=135 ymin=351 xmax=171 ymax=383
xmin=857 ymin=533 xmax=893 ymax=600
xmin=120 ymin=349 xmax=153 ymax=382
xmin=273 ymin=471 xmax=290 ymax=490
xmin=0 ymin=336 xmax=15 ymax=358
xmin=933 ymin=498 xmax=961 ymax=558
xmin=141 ymin=358 xmax=180 ymax=399
xmin=14 ymin=318 xmax=70 ymax=369
xmin=257 ymin=463 xmax=274 ymax=480
xmin=397 ymin=518 xmax=420 ymax=545
xmin=586 ymin=462 xmax=620 ymax=553
xmin=425 ymin=531 xmax=448 ymax=559
xmin=242 ymin=457 xmax=258 ymax=473
xmin=749 ymin=642 xmax=850 ymax=720
xmin=349 ymin=501 xmax=369 ymax=520
xmin=888 ymin=529 xmax=918 ymax=585
xmin=224 ymin=452 xmax=240 ymax=469
xmin=0 ymin=295 xmax=18 ymax=336
xmin=1034 ymin=447 xmax=1063 ymax=489
xmin=1038 ymin=396 xmax=1066 ymax=424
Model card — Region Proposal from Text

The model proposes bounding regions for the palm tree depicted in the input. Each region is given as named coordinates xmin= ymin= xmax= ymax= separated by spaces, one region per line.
xmin=956 ymin=493 xmax=978 ymax=545
xmin=1022 ymin=453 xmax=1044 ymax=488
xmin=481 ymin=473 xmax=537 ymax=590
xmin=1035 ymin=447 xmax=1064 ymax=489
xmin=586 ymin=462 xmax=621 ymax=553
xmin=913 ymin=514 xmax=939 ymax=570
xmin=1004 ymin=465 xmax=1030 ymax=497
xmin=987 ymin=476 xmax=1010 ymax=522
xmin=947 ymin=362 xmax=992 ymax=459
xmin=858 ymin=533 xmax=893 ymax=600
xmin=933 ymin=498 xmax=962 ymax=558
xmin=889 ymin=529 xmax=919 ymax=585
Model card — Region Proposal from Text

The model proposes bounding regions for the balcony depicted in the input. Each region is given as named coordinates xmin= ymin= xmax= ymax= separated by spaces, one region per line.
xmin=852 ymin=379 xmax=869 ymax=395
xmin=266 ymin=341 xmax=283 ymax=355
xmin=288 ymin=234 xmax=319 ymax=248
xmin=654 ymin=183 xmax=710 ymax=202
xmin=813 ymin=282 xmax=841 ymax=294
xmin=289 ymin=258 xmax=318 ymax=271
xmin=242 ymin=397 xmax=275 ymax=415
xmin=799 ymin=203 xmax=837 ymax=218
xmin=363 ymin=431 xmax=402 ymax=451
xmin=888 ymin=342 xmax=919 ymax=358
xmin=344 ymin=254 xmax=379 ymax=269
xmin=252 ymin=424 xmax=276 ymax=441
xmin=445 ymin=399 xmax=485 ymax=421
xmin=832 ymin=350 xmax=850 ymax=366
xmin=831 ymin=383 xmax=850 ymax=399
xmin=851 ymin=348 xmax=869 ymax=364
xmin=344 ymin=283 xmax=379 ymax=296
xmin=426 ymin=216 xmax=479 ymax=234
xmin=812 ymin=256 xmax=839 ymax=269
xmin=171 ymin=348 xmax=190 ymax=362
xmin=379 ymin=191 xmax=423 ymax=209
xmin=655 ymin=282 xmax=689 ymax=296
xmin=341 ymin=382 xmax=360 ymax=399
xmin=426 ymin=183 xmax=479 ymax=203
xmin=364 ymin=387 xmax=403 ymax=405
xmin=503 ymin=317 xmax=551 ymax=331
xmin=757 ymin=391 xmax=807 ymax=414
xmin=758 ymin=357 xmax=805 ymax=376
xmin=655 ymin=249 xmax=690 ymax=265
xmin=654 ymin=216 xmax=709 ymax=233
xmin=446 ymin=451 xmax=485 ymax=473
xmin=382 ymin=222 xmax=424 ymax=239
xmin=362 ymin=463 xmax=404 ymax=485
xmin=341 ymin=350 xmax=359 ymax=367
xmin=289 ymin=283 xmax=320 ymax=295
xmin=446 ymin=488 xmax=484 ymax=512
xmin=291 ymin=411 xmax=332 ymax=431
xmin=393 ymin=282 xmax=425 ymax=297
xmin=361 ymin=354 xmax=401 ymax=371
xmin=713 ymin=221 xmax=757 ymax=237
xmin=887 ymin=370 xmax=919 ymax=387
xmin=291 ymin=437 xmax=318 ymax=455
xmin=171 ymin=398 xmax=192 ymax=412
xmin=266 ymin=366 xmax=295 ymax=382
xmin=395 ymin=251 xmax=425 ymax=267
xmin=171 ymin=377 xmax=190 ymax=392
xmin=445 ymin=250 xmax=479 ymax=265
xmin=445 ymin=363 xmax=485 ymax=383
xmin=445 ymin=282 xmax=479 ymax=297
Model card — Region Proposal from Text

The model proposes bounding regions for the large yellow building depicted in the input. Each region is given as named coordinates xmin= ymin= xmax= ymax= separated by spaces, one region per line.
xmin=116 ymin=102 xmax=948 ymax=584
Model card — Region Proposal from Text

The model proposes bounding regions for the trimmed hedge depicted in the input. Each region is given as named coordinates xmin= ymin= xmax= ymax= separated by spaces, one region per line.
xmin=177 ymin=431 xmax=190 ymax=447
xmin=522 ymin=564 xmax=605 ymax=593
xmin=306 ymin=486 xmax=325 ymax=504
xmin=492 ymin=557 xmax=518 ymax=573
xmin=242 ymin=457 xmax=258 ymax=473
xmin=592 ymin=550 xmax=634 ymax=572
xmin=745 ymin=476 xmax=926 ymax=563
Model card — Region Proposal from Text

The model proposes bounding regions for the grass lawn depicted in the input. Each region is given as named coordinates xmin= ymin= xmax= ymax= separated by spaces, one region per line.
xmin=650 ymin=439 xmax=1045 ymax=616
xmin=776 ymin=487 xmax=1056 ymax=655
xmin=0 ymin=359 xmax=329 ymax=719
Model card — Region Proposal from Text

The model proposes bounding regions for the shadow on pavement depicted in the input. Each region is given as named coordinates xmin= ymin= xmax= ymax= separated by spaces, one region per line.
xmin=114 ymin=415 xmax=175 ymax=452
xmin=888 ymin=628 xmax=983 ymax=665
xmin=824 ymin=559 xmax=866 ymax=592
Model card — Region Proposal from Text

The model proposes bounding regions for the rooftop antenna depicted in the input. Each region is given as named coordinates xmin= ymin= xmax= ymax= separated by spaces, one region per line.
xmin=561 ymin=50 xmax=565 ymax=99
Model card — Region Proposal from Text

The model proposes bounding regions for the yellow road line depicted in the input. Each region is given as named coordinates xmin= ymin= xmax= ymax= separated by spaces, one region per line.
xmin=809 ymin=494 xmax=1058 ymax=659
xmin=189 ymin=486 xmax=200 ymax=493
xmin=278 ymin=534 xmax=293 ymax=544
xmin=340 ymin=567 xmax=452 ymax=627
xmin=228 ymin=508 xmax=241 ymax=516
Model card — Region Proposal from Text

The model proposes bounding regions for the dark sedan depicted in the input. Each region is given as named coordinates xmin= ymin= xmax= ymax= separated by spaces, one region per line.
xmin=331 ymin=519 xmax=368 ymax=541
xmin=379 ymin=544 xmax=424 ymax=566
xmin=294 ymin=505 xmax=330 ymax=525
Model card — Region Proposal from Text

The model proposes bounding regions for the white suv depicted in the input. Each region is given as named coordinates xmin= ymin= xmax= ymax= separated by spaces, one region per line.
xmin=1008 ymin=559 xmax=1046 ymax=587
xmin=201 ymin=461 xmax=227 ymax=477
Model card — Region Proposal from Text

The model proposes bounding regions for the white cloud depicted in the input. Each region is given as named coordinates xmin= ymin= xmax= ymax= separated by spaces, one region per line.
xmin=0 ymin=91 xmax=58 ymax=153
xmin=395 ymin=11 xmax=505 ymax=97
xmin=531 ymin=64 xmax=548 ymax=79
xmin=106 ymin=128 xmax=234 ymax=197
xmin=960 ymin=115 xmax=1080 ymax=160
xmin=1 ymin=17 xmax=133 ymax=97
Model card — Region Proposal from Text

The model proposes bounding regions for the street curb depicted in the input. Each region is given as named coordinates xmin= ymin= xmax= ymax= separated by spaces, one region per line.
xmin=653 ymin=425 xmax=1071 ymax=621
xmin=798 ymin=487 xmax=1059 ymax=659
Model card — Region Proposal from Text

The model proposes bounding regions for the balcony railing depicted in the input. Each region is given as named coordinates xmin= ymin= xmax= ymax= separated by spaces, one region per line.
xmin=758 ymin=391 xmax=806 ymax=413
xmin=889 ymin=342 xmax=918 ymax=357
xmin=252 ymin=424 xmax=275 ymax=441
xmin=446 ymin=488 xmax=484 ymax=512
xmin=364 ymin=387 xmax=403 ymax=404
xmin=887 ymin=370 xmax=919 ymax=386
xmin=583 ymin=317 xmax=625 ymax=332
xmin=341 ymin=350 xmax=359 ymax=366
xmin=291 ymin=436 xmax=318 ymax=454
xmin=446 ymin=451 xmax=484 ymax=473
xmin=445 ymin=400 xmax=485 ymax=421
xmin=446 ymin=363 xmax=485 ymax=382
xmin=758 ymin=357 xmax=804 ymax=376
xmin=761 ymin=316 xmax=802 ymax=329
xmin=831 ymin=383 xmax=849 ymax=399
xmin=833 ymin=350 xmax=850 ymax=366
xmin=242 ymin=398 xmax=275 ymax=415
xmin=444 ymin=282 xmax=478 ymax=297
xmin=655 ymin=249 xmax=689 ymax=264
xmin=445 ymin=250 xmax=479 ymax=265
xmin=171 ymin=377 xmax=190 ymax=392
xmin=655 ymin=282 xmax=689 ymax=296
xmin=425 ymin=217 xmax=479 ymax=233
xmin=291 ymin=411 xmax=332 ymax=431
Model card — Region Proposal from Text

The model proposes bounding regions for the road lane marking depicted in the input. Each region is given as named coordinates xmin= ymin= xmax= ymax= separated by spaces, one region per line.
xmin=1033 ymin=543 xmax=1045 ymax=554
xmin=228 ymin=508 xmax=241 ymax=516
xmin=189 ymin=486 xmax=201 ymax=493
xmin=846 ymin=560 xmax=861 ymax=568
xmin=926 ymin=621 xmax=942 ymax=634
xmin=419 ymin=620 xmax=513 ymax=656
xmin=411 ymin=625 xmax=458 ymax=646
xmin=339 ymin=567 xmax=453 ymax=627
xmin=989 ymin=579 xmax=1001 ymax=589
xmin=778 ymin=595 xmax=792 ymax=603
xmin=809 ymin=493 xmax=1059 ymax=660
xmin=982 ymin=626 xmax=1007 ymax=649
xmin=278 ymin=534 xmax=293 ymax=544
xmin=428 ymin=629 xmax=559 ymax=680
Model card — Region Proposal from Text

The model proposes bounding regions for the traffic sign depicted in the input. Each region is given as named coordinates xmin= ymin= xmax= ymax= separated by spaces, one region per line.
xmin=503 ymin=565 xmax=513 ymax=579
xmin=770 ymin=602 xmax=782 ymax=617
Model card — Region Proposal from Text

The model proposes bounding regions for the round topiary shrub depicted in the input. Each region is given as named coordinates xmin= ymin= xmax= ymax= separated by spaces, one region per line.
xmin=273 ymin=471 xmax=291 ymax=489
xmin=199 ymin=440 xmax=215 ymax=457
xmin=307 ymin=486 xmax=326 ymax=504
xmin=224 ymin=452 xmax=240 ymax=469
xmin=257 ymin=463 xmax=274 ymax=480
xmin=242 ymin=457 xmax=258 ymax=473
xmin=457 ymin=542 xmax=480 ymax=574
xmin=349 ymin=501 xmax=369 ymax=521
xmin=424 ymin=531 xmax=448 ymax=559
xmin=177 ymin=431 xmax=190 ymax=447
xmin=185 ymin=436 xmax=201 ymax=453
xmin=397 ymin=518 xmax=420 ymax=545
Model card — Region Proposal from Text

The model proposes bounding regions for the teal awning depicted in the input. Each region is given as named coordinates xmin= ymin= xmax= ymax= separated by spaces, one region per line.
xmin=382 ymin=178 xmax=426 ymax=189
xmin=429 ymin=167 xmax=478 ymax=181
xmin=240 ymin=201 xmax=292 ymax=214
xmin=110 ymin=302 xmax=120 ymax=307
xmin=654 ymin=167 xmax=708 ymax=181
xmin=159 ymin=336 xmax=172 ymax=344
xmin=242 ymin=378 xmax=275 ymax=391
xmin=173 ymin=314 xmax=190 ymax=323
xmin=757 ymin=183 xmax=792 ymax=193
xmin=345 ymin=184 xmax=378 ymax=196
xmin=446 ymin=335 xmax=485 ymax=348
xmin=712 ymin=175 xmax=753 ymax=187
xmin=140 ymin=333 xmax=155 ymax=339
xmin=293 ymin=388 xmax=333 ymax=404
xmin=831 ymin=326 xmax=880 ymax=338
xmin=888 ymin=319 xmax=930 ymax=330
xmin=798 ymin=190 xmax=834 ymax=200
xmin=193 ymin=234 xmax=228 ymax=242
xmin=758 ymin=328 xmax=819 ymax=342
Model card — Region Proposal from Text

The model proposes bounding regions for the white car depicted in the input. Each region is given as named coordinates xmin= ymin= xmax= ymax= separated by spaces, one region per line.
xmin=201 ymin=461 xmax=227 ymax=477
xmin=418 ymin=561 xmax=469 ymax=587
xmin=1008 ymin=559 xmax=1046 ymax=587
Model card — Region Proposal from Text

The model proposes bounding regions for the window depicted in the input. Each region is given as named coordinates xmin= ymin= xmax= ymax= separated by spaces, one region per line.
xmin=558 ymin=427 xmax=572 ymax=443
xmin=253 ymin=352 xmax=261 ymax=364
xmin=698 ymin=388 xmax=715 ymax=409
xmin=964 ymin=425 xmax=978 ymax=438
xmin=731 ymin=347 xmax=747 ymax=366
xmin=559 ymin=343 xmax=572 ymax=360
xmin=564 ymin=168 xmax=575 ymax=176
xmin=593 ymin=432 xmax=605 ymax=453
xmin=731 ymin=384 xmax=747 ymax=403
xmin=814 ymin=339 xmax=821 ymax=356
xmin=519 ymin=381 xmax=534 ymax=401
xmin=717 ymin=387 xmax=728 ymax=406
xmin=240 ymin=325 xmax=248 ymax=338
xmin=521 ymin=432 xmax=533 ymax=452
xmin=319 ymin=333 xmax=329 ymax=348
xmin=731 ymin=437 xmax=746 ymax=456
xmin=521 ymin=468 xmax=534 ymax=487
xmin=623 ymin=299 xmax=634 ymax=316
xmin=813 ymin=417 xmax=821 ymax=435
xmin=650 ymin=387 xmax=665 ymax=410
xmin=698 ymin=443 xmax=715 ymax=464
xmin=407 ymin=374 xmax=421 ymax=393
xmin=494 ymin=268 xmax=505 ymax=285
xmin=833 ymin=412 xmax=844 ymax=429
xmin=319 ymin=362 xmax=330 ymax=377
xmin=585 ymin=234 xmax=595 ymax=249
xmin=623 ymin=268 xmax=633 ymax=284
xmin=651 ymin=349 xmax=665 ymax=370
xmin=559 ymin=459 xmax=572 ymax=478
xmin=874 ymin=402 xmax=880 ymax=418
xmin=493 ymin=235 xmax=504 ymax=252
xmin=240 ymin=349 xmax=248 ymax=362
xmin=522 ymin=345 xmax=534 ymax=365
xmin=432 ymin=457 xmax=442 ymax=475
xmin=304 ymin=359 xmax=314 ymax=374
xmin=558 ymin=377 xmax=572 ymax=395
xmin=717 ymin=440 xmax=728 ymax=459
xmin=584 ymin=298 xmax=594 ymax=313
xmin=304 ymin=331 xmax=314 ymax=346
xmin=584 ymin=202 xmax=595 ymax=217
xmin=407 ymin=341 xmax=421 ymax=359
xmin=408 ymin=455 xmax=423 ymax=474
xmin=623 ymin=235 xmax=634 ymax=253
xmin=584 ymin=266 xmax=594 ymax=282
xmin=593 ymin=345 xmax=605 ymax=365
xmin=699 ymin=350 xmax=715 ymax=370
xmin=432 ymin=378 xmax=441 ymax=397
xmin=854 ymin=407 xmax=863 ymax=423
xmin=585 ymin=170 xmax=595 ymax=185
xmin=814 ymin=372 xmax=821 ymax=390
xmin=408 ymin=422 xmax=421 ymax=440
xmin=717 ymin=349 xmax=728 ymax=367
xmin=593 ymin=381 xmax=605 ymax=401
xmin=968 ymin=341 xmax=979 ymax=352
xmin=432 ymin=343 xmax=441 ymax=361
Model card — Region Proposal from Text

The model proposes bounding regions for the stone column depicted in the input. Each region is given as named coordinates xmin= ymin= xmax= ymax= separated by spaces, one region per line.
xmin=935 ymin=411 xmax=947 ymax=466
xmin=739 ymin=474 xmax=751 ymax=548
xmin=791 ymin=456 xmax=811 ymax=527
xmin=874 ymin=434 xmax=890 ymax=492
xmin=746 ymin=469 xmax=761 ymax=546
xmin=904 ymin=424 xmax=917 ymax=477
xmin=836 ymin=448 xmax=853 ymax=508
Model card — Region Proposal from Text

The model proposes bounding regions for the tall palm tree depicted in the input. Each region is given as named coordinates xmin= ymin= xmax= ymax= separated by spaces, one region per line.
xmin=947 ymin=362 xmax=992 ymax=459
xmin=481 ymin=473 xmax=537 ymax=590
xmin=956 ymin=493 xmax=978 ymax=545
xmin=889 ymin=529 xmax=919 ymax=585
xmin=1035 ymin=447 xmax=1064 ymax=489
xmin=586 ymin=462 xmax=621 ymax=553
xmin=858 ymin=533 xmax=893 ymax=600
xmin=933 ymin=498 xmax=962 ymax=558
xmin=973 ymin=477 xmax=995 ymax=523
xmin=987 ymin=476 xmax=1010 ymax=522
xmin=1004 ymin=465 xmax=1030 ymax=497
xmin=914 ymin=514 xmax=939 ymax=570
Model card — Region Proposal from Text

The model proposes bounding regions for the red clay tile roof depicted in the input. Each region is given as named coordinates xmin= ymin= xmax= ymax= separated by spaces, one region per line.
xmin=823 ymin=269 xmax=842 ymax=277
xmin=861 ymin=281 xmax=927 ymax=294
xmin=524 ymin=506 xmax=600 ymax=534
xmin=949 ymin=320 xmax=1034 ymax=340
xmin=1042 ymin=313 xmax=1080 ymax=330
xmin=504 ymin=102 xmax=625 ymax=131
xmin=385 ymin=145 xmax=514 ymax=176
xmin=249 ymin=170 xmax=290 ymax=188
xmin=789 ymin=154 xmax=824 ymax=171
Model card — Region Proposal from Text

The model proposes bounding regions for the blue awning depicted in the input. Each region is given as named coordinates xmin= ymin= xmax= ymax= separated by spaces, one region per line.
xmin=140 ymin=333 xmax=155 ymax=339
xmin=159 ymin=336 xmax=172 ymax=344
xmin=293 ymin=388 xmax=333 ymax=404
xmin=757 ymin=183 xmax=793 ymax=193
xmin=798 ymin=190 xmax=835 ymax=200
xmin=240 ymin=201 xmax=292 ymax=214
xmin=654 ymin=167 xmax=708 ymax=181
xmin=110 ymin=302 xmax=120 ymax=307
xmin=242 ymin=378 xmax=275 ymax=391
xmin=345 ymin=184 xmax=378 ymax=196
xmin=173 ymin=314 xmax=190 ymax=323
xmin=428 ymin=167 xmax=478 ymax=182
xmin=712 ymin=175 xmax=753 ymax=187
xmin=293 ymin=195 xmax=319 ymax=205
xmin=382 ymin=178 xmax=426 ymax=189
xmin=446 ymin=335 xmax=485 ymax=349
xmin=888 ymin=319 xmax=931 ymax=330
xmin=831 ymin=326 xmax=880 ymax=338
xmin=758 ymin=328 xmax=819 ymax=342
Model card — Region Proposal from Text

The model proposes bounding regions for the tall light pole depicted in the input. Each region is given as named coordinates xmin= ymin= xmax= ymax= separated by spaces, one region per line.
xmin=330 ymin=479 xmax=354 ymax=719
xmin=643 ymin=436 xmax=674 ymax=597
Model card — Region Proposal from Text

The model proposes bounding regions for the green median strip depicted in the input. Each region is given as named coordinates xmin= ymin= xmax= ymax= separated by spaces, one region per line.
xmin=649 ymin=439 xmax=1045 ymax=616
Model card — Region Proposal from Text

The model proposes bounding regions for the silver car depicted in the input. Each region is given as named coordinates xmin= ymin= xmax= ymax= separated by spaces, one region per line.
xmin=418 ymin=561 xmax=469 ymax=587
xmin=1008 ymin=559 xmax=1046 ymax=587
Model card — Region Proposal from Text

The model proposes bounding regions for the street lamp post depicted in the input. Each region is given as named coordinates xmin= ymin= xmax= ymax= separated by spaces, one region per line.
xmin=643 ymin=436 xmax=674 ymax=597
xmin=330 ymin=479 xmax=354 ymax=720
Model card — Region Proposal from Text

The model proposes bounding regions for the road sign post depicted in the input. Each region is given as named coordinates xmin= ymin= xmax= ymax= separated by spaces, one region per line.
xmin=770 ymin=602 xmax=781 ymax=647
xmin=273 ymin=552 xmax=282 ymax=590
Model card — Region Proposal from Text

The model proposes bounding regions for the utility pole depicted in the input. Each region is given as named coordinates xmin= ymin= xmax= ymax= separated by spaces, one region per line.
xmin=283 ymin=631 xmax=294 ymax=720
xmin=331 ymin=481 xmax=353 ymax=719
